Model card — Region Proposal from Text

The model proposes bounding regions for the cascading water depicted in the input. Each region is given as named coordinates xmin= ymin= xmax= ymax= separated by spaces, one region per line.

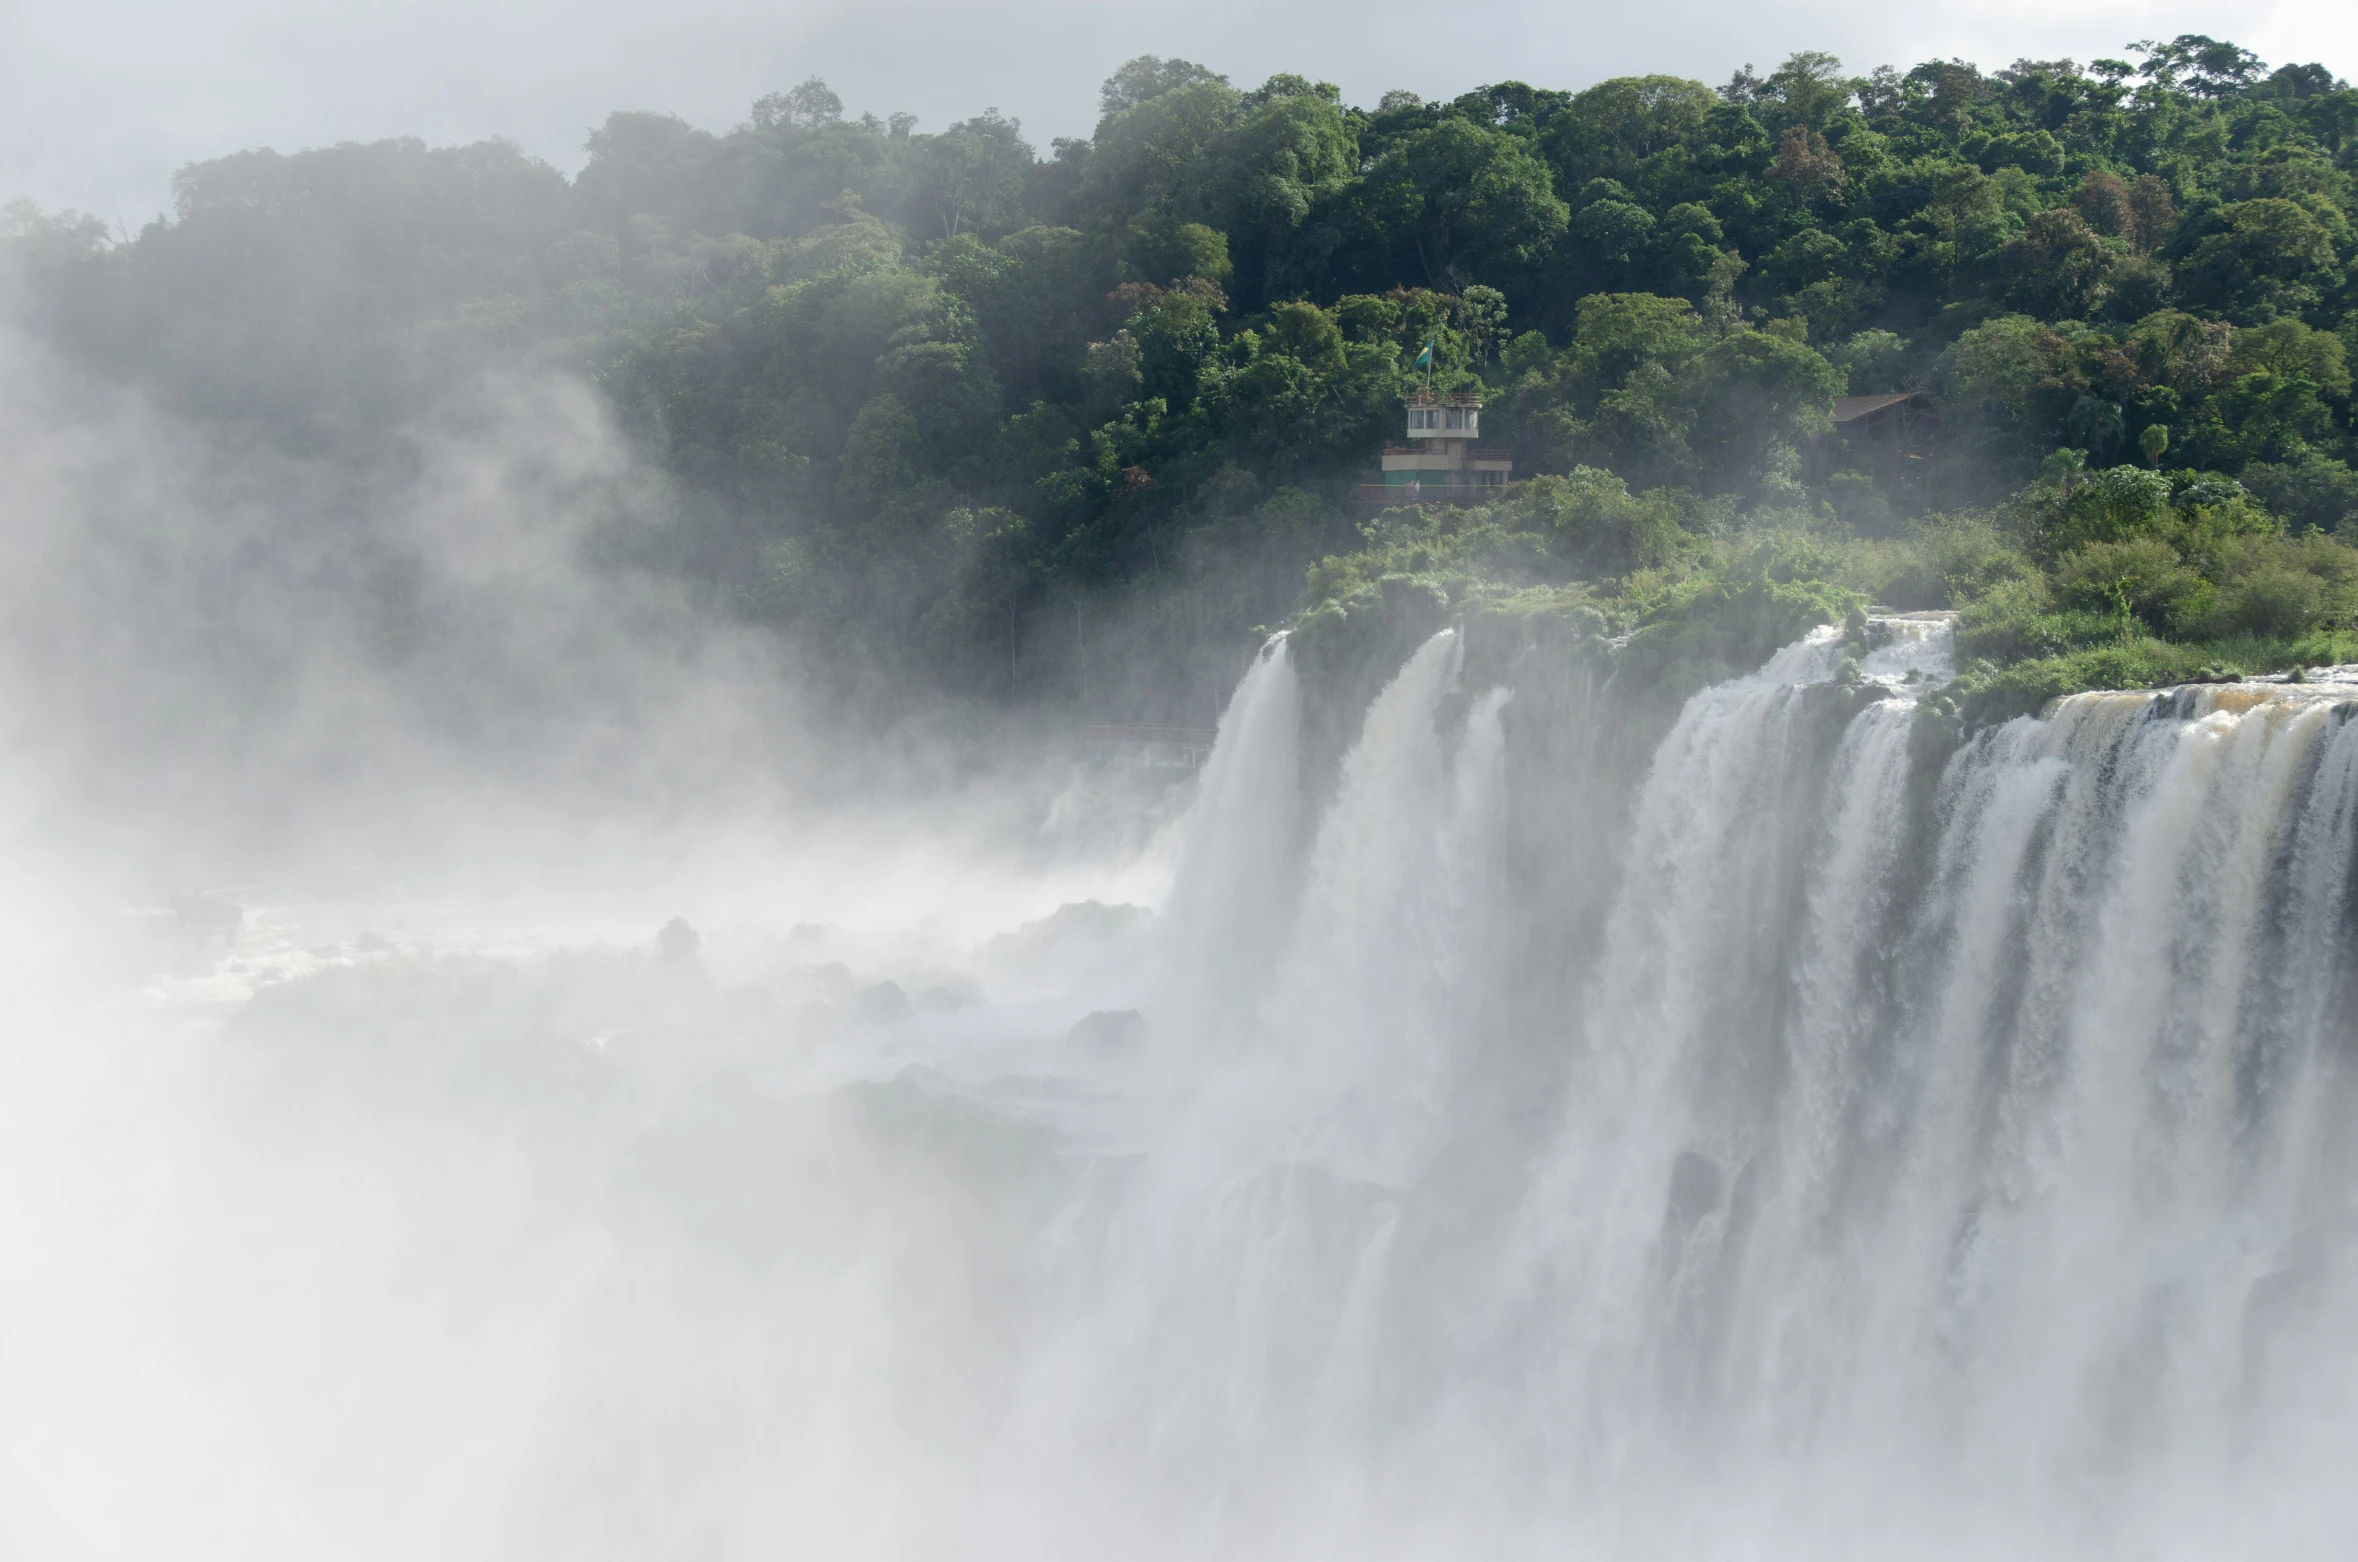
xmin=1157 ymin=632 xmax=1305 ymax=1032
xmin=1121 ymin=610 xmax=2358 ymax=1551
xmin=26 ymin=612 xmax=2358 ymax=1559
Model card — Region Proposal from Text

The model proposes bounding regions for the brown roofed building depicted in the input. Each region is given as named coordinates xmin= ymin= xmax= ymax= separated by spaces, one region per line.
xmin=1816 ymin=390 xmax=1937 ymax=492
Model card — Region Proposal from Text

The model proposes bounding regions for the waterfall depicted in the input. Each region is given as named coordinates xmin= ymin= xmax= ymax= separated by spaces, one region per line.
xmin=63 ymin=616 xmax=2358 ymax=1560
xmin=1264 ymin=630 xmax=1506 ymax=1184
xmin=1066 ymin=631 xmax=1507 ymax=1499
xmin=1140 ymin=616 xmax=2358 ymax=1548
xmin=1158 ymin=633 xmax=1303 ymax=1031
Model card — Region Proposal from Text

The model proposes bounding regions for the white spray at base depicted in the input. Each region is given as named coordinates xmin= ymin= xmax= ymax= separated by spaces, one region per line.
xmin=12 ymin=612 xmax=2358 ymax=1560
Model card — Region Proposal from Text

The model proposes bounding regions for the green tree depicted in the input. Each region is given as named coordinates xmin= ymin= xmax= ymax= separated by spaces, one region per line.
xmin=1761 ymin=50 xmax=1856 ymax=129
xmin=909 ymin=110 xmax=1033 ymax=239
xmin=2176 ymin=198 xmax=2340 ymax=317
xmin=1999 ymin=207 xmax=2116 ymax=318
xmin=1098 ymin=56 xmax=1230 ymax=121
xmin=1562 ymin=291 xmax=1707 ymax=386
xmin=751 ymin=78 xmax=844 ymax=130
xmin=1351 ymin=118 xmax=1568 ymax=285
xmin=1543 ymin=75 xmax=1717 ymax=188
xmin=1221 ymin=79 xmax=1356 ymax=303
xmin=1687 ymin=329 xmax=1845 ymax=483
xmin=2228 ymin=316 xmax=2352 ymax=396
xmin=1081 ymin=78 xmax=1247 ymax=232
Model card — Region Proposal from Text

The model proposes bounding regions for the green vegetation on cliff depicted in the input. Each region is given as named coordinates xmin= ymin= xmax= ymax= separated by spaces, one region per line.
xmin=7 ymin=38 xmax=2358 ymax=718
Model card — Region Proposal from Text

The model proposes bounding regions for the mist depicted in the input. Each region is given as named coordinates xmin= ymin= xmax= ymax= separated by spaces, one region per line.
xmin=0 ymin=289 xmax=1192 ymax=1555
xmin=9 ymin=32 xmax=2358 ymax=1562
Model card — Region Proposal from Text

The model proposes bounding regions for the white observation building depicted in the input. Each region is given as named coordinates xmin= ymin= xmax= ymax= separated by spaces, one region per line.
xmin=1362 ymin=389 xmax=1513 ymax=505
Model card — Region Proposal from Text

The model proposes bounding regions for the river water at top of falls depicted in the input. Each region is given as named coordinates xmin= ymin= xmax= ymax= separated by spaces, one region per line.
xmin=9 ymin=615 xmax=2358 ymax=1561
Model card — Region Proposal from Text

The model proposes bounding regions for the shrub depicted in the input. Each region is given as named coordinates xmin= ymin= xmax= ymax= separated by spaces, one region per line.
xmin=1945 ymin=639 xmax=2213 ymax=725
xmin=1955 ymin=574 xmax=2115 ymax=662
xmin=2052 ymin=537 xmax=2206 ymax=631
xmin=1918 ymin=512 xmax=2036 ymax=603
xmin=2240 ymin=454 xmax=2358 ymax=536
xmin=2041 ymin=465 xmax=2176 ymax=553
xmin=1613 ymin=534 xmax=1864 ymax=698
xmin=2182 ymin=532 xmax=2358 ymax=639
xmin=1514 ymin=468 xmax=1694 ymax=575
xmin=2213 ymin=565 xmax=2326 ymax=638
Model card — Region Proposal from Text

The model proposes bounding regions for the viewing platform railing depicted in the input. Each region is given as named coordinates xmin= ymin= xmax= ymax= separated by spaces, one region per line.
xmin=1382 ymin=445 xmax=1516 ymax=458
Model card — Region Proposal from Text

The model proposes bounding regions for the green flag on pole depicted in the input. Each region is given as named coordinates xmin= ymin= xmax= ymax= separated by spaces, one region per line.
xmin=1414 ymin=341 xmax=1434 ymax=370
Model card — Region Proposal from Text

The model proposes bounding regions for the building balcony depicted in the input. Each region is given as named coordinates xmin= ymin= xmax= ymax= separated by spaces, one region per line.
xmin=1380 ymin=445 xmax=1516 ymax=458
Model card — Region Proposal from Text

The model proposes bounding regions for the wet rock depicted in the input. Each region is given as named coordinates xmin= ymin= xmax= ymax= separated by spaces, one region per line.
xmin=857 ymin=980 xmax=913 ymax=1023
xmin=657 ymin=917 xmax=701 ymax=962
xmin=1066 ymin=1009 xmax=1149 ymax=1052
xmin=812 ymin=962 xmax=856 ymax=1003
xmin=980 ymin=901 xmax=1153 ymax=993
xmin=170 ymin=892 xmax=241 ymax=940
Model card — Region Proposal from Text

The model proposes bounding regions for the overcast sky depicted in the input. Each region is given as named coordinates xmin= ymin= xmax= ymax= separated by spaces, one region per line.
xmin=4 ymin=0 xmax=2355 ymax=226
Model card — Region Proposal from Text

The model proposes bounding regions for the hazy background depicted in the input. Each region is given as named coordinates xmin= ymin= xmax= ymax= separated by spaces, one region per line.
xmin=7 ymin=0 xmax=2357 ymax=223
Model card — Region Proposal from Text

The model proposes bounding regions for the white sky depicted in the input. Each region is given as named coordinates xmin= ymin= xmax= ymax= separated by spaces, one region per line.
xmin=4 ymin=0 xmax=2356 ymax=226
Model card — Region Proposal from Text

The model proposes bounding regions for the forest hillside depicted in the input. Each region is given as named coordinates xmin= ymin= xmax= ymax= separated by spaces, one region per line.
xmin=7 ymin=39 xmax=2357 ymax=724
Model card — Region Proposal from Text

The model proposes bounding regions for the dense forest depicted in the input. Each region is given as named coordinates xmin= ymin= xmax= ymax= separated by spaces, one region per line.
xmin=7 ymin=37 xmax=2358 ymax=725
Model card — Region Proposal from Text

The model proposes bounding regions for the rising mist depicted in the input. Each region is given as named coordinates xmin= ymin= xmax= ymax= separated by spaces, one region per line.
xmin=6 ymin=38 xmax=2358 ymax=1562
